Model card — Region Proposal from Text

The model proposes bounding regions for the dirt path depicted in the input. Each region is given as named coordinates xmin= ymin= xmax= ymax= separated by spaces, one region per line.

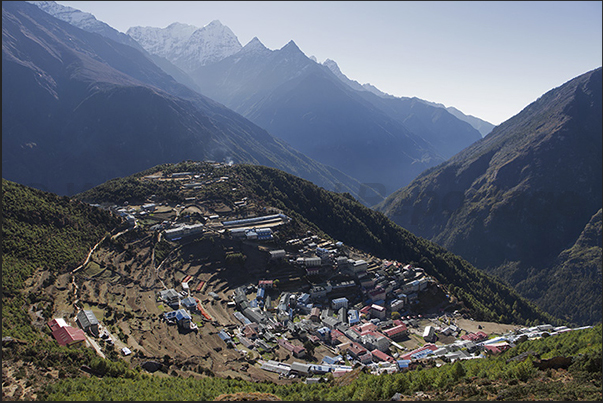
xmin=72 ymin=234 xmax=109 ymax=274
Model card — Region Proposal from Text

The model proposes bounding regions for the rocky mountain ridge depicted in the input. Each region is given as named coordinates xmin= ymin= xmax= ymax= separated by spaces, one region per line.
xmin=2 ymin=1 xmax=363 ymax=200
xmin=376 ymin=67 xmax=602 ymax=326
xmin=127 ymin=20 xmax=242 ymax=73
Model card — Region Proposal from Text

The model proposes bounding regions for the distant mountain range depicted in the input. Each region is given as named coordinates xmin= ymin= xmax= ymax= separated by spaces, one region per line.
xmin=22 ymin=0 xmax=495 ymax=203
xmin=28 ymin=1 xmax=201 ymax=92
xmin=376 ymin=67 xmax=602 ymax=326
xmin=124 ymin=15 xmax=489 ymax=198
xmin=2 ymin=1 xmax=364 ymax=200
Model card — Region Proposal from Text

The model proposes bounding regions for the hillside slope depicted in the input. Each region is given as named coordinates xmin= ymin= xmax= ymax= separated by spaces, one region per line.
xmin=2 ymin=178 xmax=121 ymax=342
xmin=376 ymin=67 xmax=602 ymax=326
xmin=4 ymin=165 xmax=592 ymax=400
xmin=76 ymin=161 xmax=557 ymax=326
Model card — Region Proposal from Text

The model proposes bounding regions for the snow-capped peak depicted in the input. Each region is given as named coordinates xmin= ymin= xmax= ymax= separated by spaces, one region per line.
xmin=28 ymin=1 xmax=111 ymax=32
xmin=127 ymin=20 xmax=242 ymax=72
xmin=127 ymin=23 xmax=198 ymax=59
xmin=206 ymin=19 xmax=223 ymax=28
xmin=323 ymin=59 xmax=343 ymax=75
xmin=28 ymin=0 xmax=145 ymax=50
xmin=164 ymin=22 xmax=199 ymax=34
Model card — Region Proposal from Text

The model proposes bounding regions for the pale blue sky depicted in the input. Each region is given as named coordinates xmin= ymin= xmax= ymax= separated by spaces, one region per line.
xmin=57 ymin=1 xmax=602 ymax=126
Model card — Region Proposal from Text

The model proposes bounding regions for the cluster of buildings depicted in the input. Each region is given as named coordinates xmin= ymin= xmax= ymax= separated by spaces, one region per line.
xmin=47 ymin=309 xmax=105 ymax=349
xmin=221 ymin=275 xmax=423 ymax=374
xmin=79 ymin=171 xmax=594 ymax=380
xmin=157 ymin=289 xmax=202 ymax=331
xmin=286 ymin=236 xmax=433 ymax=316
xmin=392 ymin=323 xmax=591 ymax=364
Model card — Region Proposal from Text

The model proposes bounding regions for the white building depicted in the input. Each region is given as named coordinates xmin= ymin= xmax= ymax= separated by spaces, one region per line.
xmin=352 ymin=260 xmax=368 ymax=273
xmin=423 ymin=325 xmax=436 ymax=342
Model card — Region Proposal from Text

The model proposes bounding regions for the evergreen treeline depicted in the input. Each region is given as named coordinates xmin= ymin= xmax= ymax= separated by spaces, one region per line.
xmin=41 ymin=324 xmax=602 ymax=401
xmin=2 ymin=179 xmax=121 ymax=341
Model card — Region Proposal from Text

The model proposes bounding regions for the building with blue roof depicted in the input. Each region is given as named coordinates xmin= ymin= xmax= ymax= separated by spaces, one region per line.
xmin=298 ymin=293 xmax=311 ymax=305
xmin=348 ymin=309 xmax=360 ymax=325
xmin=181 ymin=296 xmax=197 ymax=310
xmin=233 ymin=311 xmax=251 ymax=325
xmin=218 ymin=330 xmax=232 ymax=343
xmin=411 ymin=349 xmax=434 ymax=360
xmin=256 ymin=228 xmax=273 ymax=240
xmin=164 ymin=309 xmax=192 ymax=329
xmin=256 ymin=287 xmax=265 ymax=300
xmin=317 ymin=326 xmax=331 ymax=341
xmin=322 ymin=355 xmax=343 ymax=365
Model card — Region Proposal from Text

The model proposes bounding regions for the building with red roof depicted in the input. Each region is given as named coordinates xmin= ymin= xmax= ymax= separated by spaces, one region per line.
xmin=383 ymin=324 xmax=408 ymax=341
xmin=484 ymin=342 xmax=511 ymax=355
xmin=359 ymin=305 xmax=371 ymax=316
xmin=371 ymin=349 xmax=395 ymax=363
xmin=278 ymin=338 xmax=307 ymax=358
xmin=461 ymin=331 xmax=488 ymax=341
xmin=346 ymin=342 xmax=369 ymax=359
xmin=358 ymin=322 xmax=378 ymax=334
xmin=48 ymin=318 xmax=87 ymax=347
xmin=400 ymin=344 xmax=439 ymax=361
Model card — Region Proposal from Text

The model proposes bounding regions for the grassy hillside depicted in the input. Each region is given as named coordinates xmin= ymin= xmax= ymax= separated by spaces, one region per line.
xmin=504 ymin=209 xmax=602 ymax=325
xmin=2 ymin=179 xmax=122 ymax=339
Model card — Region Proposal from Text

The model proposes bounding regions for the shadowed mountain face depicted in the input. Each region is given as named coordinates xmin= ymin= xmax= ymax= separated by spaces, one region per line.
xmin=376 ymin=67 xmax=602 ymax=325
xmin=2 ymin=1 xmax=364 ymax=200
xmin=187 ymin=39 xmax=483 ymax=200
xmin=28 ymin=0 xmax=202 ymax=92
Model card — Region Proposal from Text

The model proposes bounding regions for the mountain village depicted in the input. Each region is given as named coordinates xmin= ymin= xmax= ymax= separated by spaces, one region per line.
xmin=46 ymin=163 xmax=591 ymax=381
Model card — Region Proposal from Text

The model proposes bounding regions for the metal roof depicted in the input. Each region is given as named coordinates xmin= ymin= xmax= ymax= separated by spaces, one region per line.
xmin=76 ymin=310 xmax=99 ymax=328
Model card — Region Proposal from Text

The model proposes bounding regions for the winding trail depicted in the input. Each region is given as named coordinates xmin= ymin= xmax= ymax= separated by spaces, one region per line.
xmin=72 ymin=234 xmax=109 ymax=274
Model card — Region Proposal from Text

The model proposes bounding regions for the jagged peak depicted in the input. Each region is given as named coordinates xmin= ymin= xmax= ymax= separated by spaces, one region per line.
xmin=280 ymin=40 xmax=302 ymax=53
xmin=241 ymin=37 xmax=270 ymax=53
xmin=166 ymin=21 xmax=198 ymax=30
xmin=322 ymin=59 xmax=341 ymax=73
xmin=192 ymin=19 xmax=239 ymax=41
xmin=205 ymin=19 xmax=223 ymax=28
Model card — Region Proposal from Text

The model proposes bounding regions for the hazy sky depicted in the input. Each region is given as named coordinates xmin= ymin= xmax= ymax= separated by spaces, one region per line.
xmin=57 ymin=1 xmax=602 ymax=126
